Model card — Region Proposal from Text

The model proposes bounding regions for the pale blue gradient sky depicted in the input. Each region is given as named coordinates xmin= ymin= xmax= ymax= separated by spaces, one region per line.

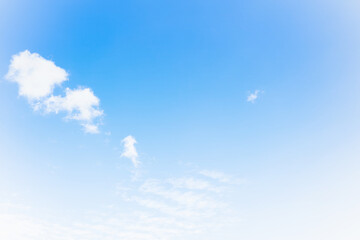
xmin=0 ymin=0 xmax=360 ymax=239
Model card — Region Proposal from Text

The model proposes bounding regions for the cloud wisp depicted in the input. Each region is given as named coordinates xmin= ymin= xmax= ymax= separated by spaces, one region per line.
xmin=247 ymin=90 xmax=261 ymax=103
xmin=5 ymin=50 xmax=103 ymax=133
xmin=200 ymin=170 xmax=244 ymax=185
xmin=115 ymin=173 xmax=239 ymax=239
xmin=121 ymin=135 xmax=140 ymax=167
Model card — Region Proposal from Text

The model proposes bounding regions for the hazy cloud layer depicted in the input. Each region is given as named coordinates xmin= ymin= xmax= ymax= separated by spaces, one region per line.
xmin=0 ymin=169 xmax=240 ymax=240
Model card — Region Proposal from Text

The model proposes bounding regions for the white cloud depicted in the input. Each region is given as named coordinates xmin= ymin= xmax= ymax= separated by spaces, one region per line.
xmin=121 ymin=135 xmax=140 ymax=167
xmin=247 ymin=90 xmax=261 ymax=103
xmin=199 ymin=170 xmax=231 ymax=183
xmin=44 ymin=88 xmax=103 ymax=133
xmin=140 ymin=179 xmax=222 ymax=210
xmin=199 ymin=170 xmax=244 ymax=184
xmin=167 ymin=177 xmax=221 ymax=192
xmin=0 ymin=167 xmax=241 ymax=240
xmin=6 ymin=50 xmax=103 ymax=133
xmin=82 ymin=123 xmax=100 ymax=134
xmin=5 ymin=50 xmax=68 ymax=100
xmin=115 ymin=174 xmax=238 ymax=238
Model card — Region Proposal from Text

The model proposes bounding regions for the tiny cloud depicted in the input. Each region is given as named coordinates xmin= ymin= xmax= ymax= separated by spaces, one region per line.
xmin=5 ymin=50 xmax=103 ymax=133
xmin=247 ymin=90 xmax=261 ymax=103
xmin=121 ymin=135 xmax=140 ymax=168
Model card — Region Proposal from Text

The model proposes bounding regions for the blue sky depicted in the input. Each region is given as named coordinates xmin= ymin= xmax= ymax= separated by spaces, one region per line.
xmin=1 ymin=0 xmax=360 ymax=239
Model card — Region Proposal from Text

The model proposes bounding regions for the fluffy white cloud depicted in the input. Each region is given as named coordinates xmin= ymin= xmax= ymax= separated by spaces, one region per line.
xmin=44 ymin=88 xmax=103 ymax=133
xmin=5 ymin=50 xmax=68 ymax=100
xmin=247 ymin=90 xmax=260 ymax=103
xmin=121 ymin=135 xmax=139 ymax=167
xmin=6 ymin=50 xmax=103 ymax=133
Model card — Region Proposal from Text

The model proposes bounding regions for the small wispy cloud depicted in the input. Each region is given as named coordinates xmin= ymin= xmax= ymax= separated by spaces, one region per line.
xmin=247 ymin=90 xmax=261 ymax=103
xmin=121 ymin=135 xmax=140 ymax=167
xmin=167 ymin=177 xmax=221 ymax=192
xmin=199 ymin=170 xmax=244 ymax=185
xmin=199 ymin=170 xmax=231 ymax=183
xmin=5 ymin=50 xmax=103 ymax=133
xmin=140 ymin=179 xmax=222 ymax=211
